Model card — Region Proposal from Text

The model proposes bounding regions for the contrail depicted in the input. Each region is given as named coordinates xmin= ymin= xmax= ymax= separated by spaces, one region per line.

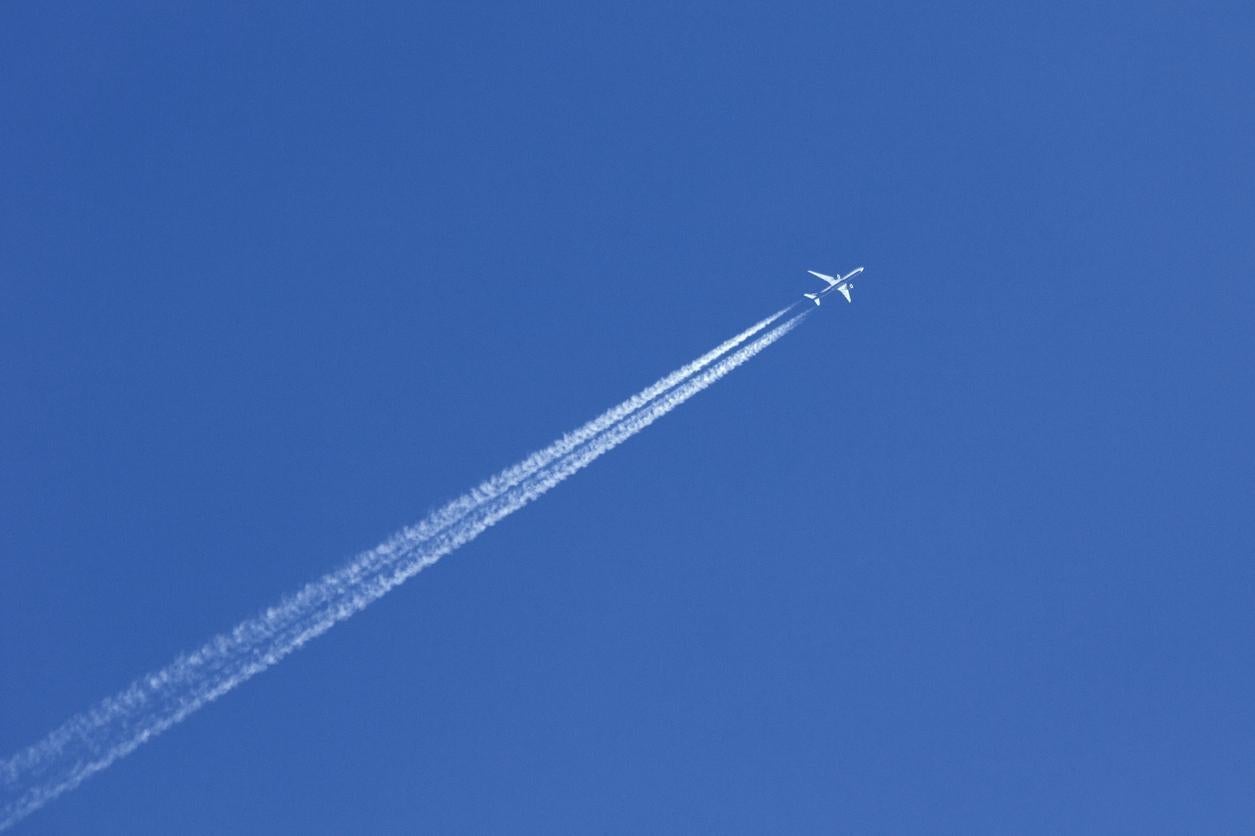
xmin=0 ymin=306 xmax=807 ymax=831
xmin=342 ymin=305 xmax=791 ymax=587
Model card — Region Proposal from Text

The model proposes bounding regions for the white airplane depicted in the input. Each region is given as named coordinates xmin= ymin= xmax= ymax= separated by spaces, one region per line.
xmin=803 ymin=266 xmax=865 ymax=305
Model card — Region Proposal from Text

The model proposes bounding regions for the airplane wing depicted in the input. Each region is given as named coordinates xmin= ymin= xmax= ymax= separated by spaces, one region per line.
xmin=807 ymin=270 xmax=838 ymax=287
xmin=837 ymin=284 xmax=853 ymax=303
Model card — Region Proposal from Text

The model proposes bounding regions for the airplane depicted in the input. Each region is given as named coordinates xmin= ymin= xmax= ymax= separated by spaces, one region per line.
xmin=803 ymin=266 xmax=865 ymax=305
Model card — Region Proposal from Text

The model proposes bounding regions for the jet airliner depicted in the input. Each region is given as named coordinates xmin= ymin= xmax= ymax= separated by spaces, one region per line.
xmin=803 ymin=266 xmax=864 ymax=305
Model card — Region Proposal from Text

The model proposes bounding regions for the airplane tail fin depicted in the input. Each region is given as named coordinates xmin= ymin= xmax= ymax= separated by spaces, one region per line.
xmin=803 ymin=293 xmax=821 ymax=306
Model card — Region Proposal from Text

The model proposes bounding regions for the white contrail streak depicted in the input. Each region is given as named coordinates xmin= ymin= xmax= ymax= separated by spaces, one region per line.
xmin=0 ymin=307 xmax=807 ymax=831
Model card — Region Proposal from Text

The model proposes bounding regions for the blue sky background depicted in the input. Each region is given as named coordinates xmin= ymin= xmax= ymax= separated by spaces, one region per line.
xmin=2 ymin=2 xmax=1252 ymax=832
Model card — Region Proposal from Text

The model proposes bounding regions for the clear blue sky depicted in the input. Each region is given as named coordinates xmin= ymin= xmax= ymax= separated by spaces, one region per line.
xmin=2 ymin=2 xmax=1252 ymax=832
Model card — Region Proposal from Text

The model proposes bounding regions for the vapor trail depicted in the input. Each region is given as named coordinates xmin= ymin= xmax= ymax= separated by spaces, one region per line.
xmin=1 ymin=307 xmax=807 ymax=831
xmin=424 ymin=307 xmax=790 ymax=535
